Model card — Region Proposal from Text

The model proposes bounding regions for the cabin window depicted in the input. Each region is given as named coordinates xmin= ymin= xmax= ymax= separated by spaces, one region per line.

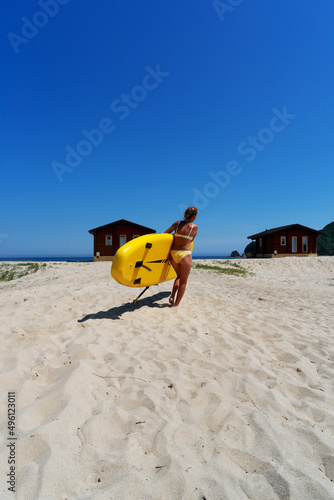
xmin=259 ymin=238 xmax=262 ymax=247
xmin=292 ymin=237 xmax=297 ymax=253
xmin=120 ymin=235 xmax=126 ymax=247
xmin=280 ymin=237 xmax=286 ymax=245
xmin=302 ymin=236 xmax=308 ymax=252
xmin=105 ymin=235 xmax=112 ymax=246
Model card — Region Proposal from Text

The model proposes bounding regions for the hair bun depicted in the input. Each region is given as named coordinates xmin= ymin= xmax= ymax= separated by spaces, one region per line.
xmin=184 ymin=206 xmax=198 ymax=221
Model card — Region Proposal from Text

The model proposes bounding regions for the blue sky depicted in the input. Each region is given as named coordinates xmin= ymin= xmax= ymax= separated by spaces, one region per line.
xmin=2 ymin=0 xmax=333 ymax=257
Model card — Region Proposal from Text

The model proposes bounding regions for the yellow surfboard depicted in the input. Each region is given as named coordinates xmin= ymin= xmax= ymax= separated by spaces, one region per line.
xmin=111 ymin=233 xmax=192 ymax=287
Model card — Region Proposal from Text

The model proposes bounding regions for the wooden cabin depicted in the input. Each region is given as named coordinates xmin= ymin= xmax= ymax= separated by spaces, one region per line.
xmin=89 ymin=219 xmax=156 ymax=261
xmin=247 ymin=224 xmax=321 ymax=258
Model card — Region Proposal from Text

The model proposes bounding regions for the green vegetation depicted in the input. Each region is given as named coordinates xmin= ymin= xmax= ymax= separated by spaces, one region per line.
xmin=193 ymin=262 xmax=250 ymax=277
xmin=215 ymin=260 xmax=243 ymax=268
xmin=0 ymin=262 xmax=46 ymax=282
xmin=318 ymin=222 xmax=334 ymax=256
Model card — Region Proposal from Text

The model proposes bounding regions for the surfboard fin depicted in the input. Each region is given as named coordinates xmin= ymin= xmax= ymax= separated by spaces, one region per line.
xmin=133 ymin=286 xmax=150 ymax=304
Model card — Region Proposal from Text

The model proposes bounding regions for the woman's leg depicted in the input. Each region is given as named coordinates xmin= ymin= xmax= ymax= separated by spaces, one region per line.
xmin=168 ymin=254 xmax=180 ymax=305
xmin=170 ymin=277 xmax=180 ymax=305
xmin=173 ymin=255 xmax=192 ymax=307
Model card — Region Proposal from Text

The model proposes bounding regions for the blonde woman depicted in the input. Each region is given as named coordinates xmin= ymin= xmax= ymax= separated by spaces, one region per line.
xmin=165 ymin=206 xmax=198 ymax=306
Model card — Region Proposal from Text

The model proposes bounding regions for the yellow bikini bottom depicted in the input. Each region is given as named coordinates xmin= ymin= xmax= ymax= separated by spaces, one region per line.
xmin=170 ymin=250 xmax=192 ymax=264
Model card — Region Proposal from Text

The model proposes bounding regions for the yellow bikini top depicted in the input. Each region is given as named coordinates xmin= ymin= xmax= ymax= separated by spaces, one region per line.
xmin=174 ymin=221 xmax=195 ymax=240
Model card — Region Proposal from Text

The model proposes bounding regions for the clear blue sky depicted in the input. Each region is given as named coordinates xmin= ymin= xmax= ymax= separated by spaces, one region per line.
xmin=2 ymin=0 xmax=333 ymax=257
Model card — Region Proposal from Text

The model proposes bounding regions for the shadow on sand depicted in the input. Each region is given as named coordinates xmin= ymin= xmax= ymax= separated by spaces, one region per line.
xmin=78 ymin=291 xmax=171 ymax=321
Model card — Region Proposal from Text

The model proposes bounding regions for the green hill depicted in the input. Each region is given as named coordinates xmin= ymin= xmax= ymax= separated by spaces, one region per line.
xmin=318 ymin=221 xmax=334 ymax=256
xmin=244 ymin=241 xmax=254 ymax=255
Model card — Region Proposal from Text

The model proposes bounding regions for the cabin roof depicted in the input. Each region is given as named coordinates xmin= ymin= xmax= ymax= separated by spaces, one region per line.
xmin=247 ymin=224 xmax=321 ymax=240
xmin=88 ymin=219 xmax=156 ymax=235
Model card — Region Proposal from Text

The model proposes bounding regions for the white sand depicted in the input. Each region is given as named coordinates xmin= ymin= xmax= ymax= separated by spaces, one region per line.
xmin=0 ymin=257 xmax=334 ymax=499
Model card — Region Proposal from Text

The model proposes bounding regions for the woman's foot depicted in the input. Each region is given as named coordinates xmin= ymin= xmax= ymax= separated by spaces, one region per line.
xmin=169 ymin=296 xmax=174 ymax=306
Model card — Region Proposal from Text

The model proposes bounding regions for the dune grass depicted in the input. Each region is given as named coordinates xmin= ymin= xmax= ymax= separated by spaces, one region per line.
xmin=0 ymin=262 xmax=46 ymax=282
xmin=193 ymin=261 xmax=251 ymax=277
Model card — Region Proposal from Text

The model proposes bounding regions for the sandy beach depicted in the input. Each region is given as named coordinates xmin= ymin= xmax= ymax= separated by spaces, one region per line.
xmin=1 ymin=257 xmax=334 ymax=500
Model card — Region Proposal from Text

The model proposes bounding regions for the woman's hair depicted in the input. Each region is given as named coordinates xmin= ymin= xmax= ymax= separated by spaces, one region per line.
xmin=183 ymin=206 xmax=198 ymax=221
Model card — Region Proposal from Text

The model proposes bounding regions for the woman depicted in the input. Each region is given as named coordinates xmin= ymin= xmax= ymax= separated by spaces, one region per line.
xmin=165 ymin=206 xmax=198 ymax=306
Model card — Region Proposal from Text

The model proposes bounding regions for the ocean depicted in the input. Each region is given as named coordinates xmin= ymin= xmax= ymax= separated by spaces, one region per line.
xmin=0 ymin=257 xmax=94 ymax=262
xmin=0 ymin=256 xmax=241 ymax=262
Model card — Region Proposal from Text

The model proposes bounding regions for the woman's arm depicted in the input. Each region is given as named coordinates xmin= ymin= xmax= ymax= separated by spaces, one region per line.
xmin=164 ymin=221 xmax=178 ymax=234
